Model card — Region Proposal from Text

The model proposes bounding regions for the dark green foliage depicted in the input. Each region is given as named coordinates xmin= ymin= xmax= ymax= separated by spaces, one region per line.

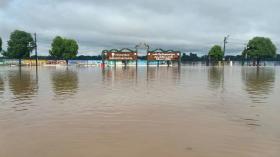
xmin=243 ymin=37 xmax=277 ymax=65
xmin=208 ymin=45 xmax=223 ymax=61
xmin=49 ymin=36 xmax=64 ymax=59
xmin=49 ymin=36 xmax=79 ymax=64
xmin=5 ymin=30 xmax=35 ymax=59
xmin=63 ymin=39 xmax=79 ymax=61
xmin=181 ymin=53 xmax=199 ymax=61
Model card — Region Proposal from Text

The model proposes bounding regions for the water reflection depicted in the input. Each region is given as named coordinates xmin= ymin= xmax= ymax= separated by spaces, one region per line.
xmin=0 ymin=76 xmax=3 ymax=93
xmin=8 ymin=69 xmax=38 ymax=99
xmin=102 ymin=67 xmax=138 ymax=82
xmin=146 ymin=66 xmax=181 ymax=82
xmin=208 ymin=67 xmax=224 ymax=90
xmin=8 ymin=68 xmax=38 ymax=111
xmin=146 ymin=67 xmax=157 ymax=81
xmin=242 ymin=67 xmax=275 ymax=103
xmin=51 ymin=69 xmax=79 ymax=98
xmin=0 ymin=76 xmax=4 ymax=100
xmin=169 ymin=66 xmax=181 ymax=80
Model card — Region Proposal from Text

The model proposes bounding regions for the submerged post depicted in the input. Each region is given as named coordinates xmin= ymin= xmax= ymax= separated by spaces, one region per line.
xmin=178 ymin=51 xmax=181 ymax=67
xmin=147 ymin=51 xmax=149 ymax=67
xmin=178 ymin=51 xmax=181 ymax=71
xmin=136 ymin=56 xmax=138 ymax=67
xmin=102 ymin=52 xmax=104 ymax=65
xmin=135 ymin=46 xmax=138 ymax=67
xmin=157 ymin=51 xmax=160 ymax=67
xmin=125 ymin=60 xmax=127 ymax=67
xmin=101 ymin=50 xmax=106 ymax=68
xmin=34 ymin=33 xmax=38 ymax=67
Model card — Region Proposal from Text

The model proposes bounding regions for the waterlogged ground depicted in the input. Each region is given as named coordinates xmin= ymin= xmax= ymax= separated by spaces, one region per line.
xmin=0 ymin=66 xmax=280 ymax=157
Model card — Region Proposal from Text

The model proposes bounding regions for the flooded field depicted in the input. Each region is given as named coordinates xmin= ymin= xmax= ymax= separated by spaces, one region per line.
xmin=0 ymin=66 xmax=280 ymax=157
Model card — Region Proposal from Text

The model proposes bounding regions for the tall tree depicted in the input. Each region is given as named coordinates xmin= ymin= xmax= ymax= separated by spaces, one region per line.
xmin=49 ymin=36 xmax=79 ymax=64
xmin=243 ymin=37 xmax=277 ymax=66
xmin=5 ymin=30 xmax=35 ymax=65
xmin=208 ymin=45 xmax=223 ymax=62
xmin=49 ymin=36 xmax=64 ymax=59
xmin=63 ymin=39 xmax=78 ymax=64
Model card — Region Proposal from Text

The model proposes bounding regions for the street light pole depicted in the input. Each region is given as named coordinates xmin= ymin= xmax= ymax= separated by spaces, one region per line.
xmin=34 ymin=33 xmax=38 ymax=67
xmin=135 ymin=45 xmax=138 ymax=67
xmin=224 ymin=35 xmax=230 ymax=61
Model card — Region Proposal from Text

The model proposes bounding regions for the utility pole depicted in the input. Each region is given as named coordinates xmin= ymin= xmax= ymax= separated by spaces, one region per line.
xmin=222 ymin=35 xmax=230 ymax=65
xmin=34 ymin=33 xmax=38 ymax=67
xmin=223 ymin=35 xmax=229 ymax=57
xmin=135 ymin=45 xmax=139 ymax=67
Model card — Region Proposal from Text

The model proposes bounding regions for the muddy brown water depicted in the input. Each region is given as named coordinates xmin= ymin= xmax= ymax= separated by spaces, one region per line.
xmin=0 ymin=66 xmax=280 ymax=157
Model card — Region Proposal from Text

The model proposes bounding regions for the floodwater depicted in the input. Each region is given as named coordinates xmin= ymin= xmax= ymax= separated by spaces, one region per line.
xmin=0 ymin=65 xmax=280 ymax=157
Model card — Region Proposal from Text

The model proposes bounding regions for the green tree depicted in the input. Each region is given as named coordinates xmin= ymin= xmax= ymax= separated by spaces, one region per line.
xmin=243 ymin=37 xmax=277 ymax=66
xmin=49 ymin=36 xmax=79 ymax=64
xmin=208 ymin=45 xmax=223 ymax=62
xmin=49 ymin=36 xmax=64 ymax=59
xmin=4 ymin=30 xmax=35 ymax=65
xmin=63 ymin=39 xmax=78 ymax=64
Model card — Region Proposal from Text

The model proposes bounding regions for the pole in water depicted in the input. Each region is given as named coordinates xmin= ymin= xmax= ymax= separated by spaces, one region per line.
xmin=178 ymin=52 xmax=182 ymax=67
xmin=101 ymin=51 xmax=105 ymax=69
xmin=223 ymin=35 xmax=229 ymax=62
xmin=34 ymin=33 xmax=38 ymax=67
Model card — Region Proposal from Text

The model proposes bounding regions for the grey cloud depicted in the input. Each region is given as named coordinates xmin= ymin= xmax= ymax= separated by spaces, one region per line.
xmin=0 ymin=0 xmax=13 ymax=8
xmin=0 ymin=0 xmax=279 ymax=56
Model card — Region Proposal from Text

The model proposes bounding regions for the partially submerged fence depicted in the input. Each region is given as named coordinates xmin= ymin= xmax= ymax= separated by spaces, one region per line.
xmin=101 ymin=48 xmax=182 ymax=67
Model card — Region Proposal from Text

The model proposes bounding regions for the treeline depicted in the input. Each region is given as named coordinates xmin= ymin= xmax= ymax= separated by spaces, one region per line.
xmin=4 ymin=53 xmax=279 ymax=61
xmin=207 ymin=37 xmax=277 ymax=66
xmin=181 ymin=53 xmax=280 ymax=61
xmin=2 ymin=52 xmax=280 ymax=62
xmin=0 ymin=30 xmax=278 ymax=66
xmin=0 ymin=30 xmax=79 ymax=65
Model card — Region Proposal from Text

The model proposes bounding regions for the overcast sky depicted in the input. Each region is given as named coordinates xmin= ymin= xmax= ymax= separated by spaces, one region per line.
xmin=0 ymin=0 xmax=279 ymax=56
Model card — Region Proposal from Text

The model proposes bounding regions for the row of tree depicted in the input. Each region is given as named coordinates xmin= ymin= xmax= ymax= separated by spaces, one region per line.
xmin=0 ymin=30 xmax=79 ymax=65
xmin=208 ymin=37 xmax=277 ymax=66
xmin=0 ymin=30 xmax=278 ymax=66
